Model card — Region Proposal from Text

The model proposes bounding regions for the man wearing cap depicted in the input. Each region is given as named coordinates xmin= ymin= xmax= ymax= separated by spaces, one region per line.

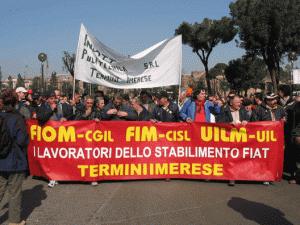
xmin=251 ymin=93 xmax=286 ymax=185
xmin=252 ymin=93 xmax=286 ymax=122
xmin=15 ymin=87 xmax=31 ymax=119
xmin=152 ymin=91 xmax=179 ymax=122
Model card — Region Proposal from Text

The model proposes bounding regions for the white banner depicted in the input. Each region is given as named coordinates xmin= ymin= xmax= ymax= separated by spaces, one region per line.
xmin=293 ymin=69 xmax=300 ymax=84
xmin=74 ymin=24 xmax=182 ymax=89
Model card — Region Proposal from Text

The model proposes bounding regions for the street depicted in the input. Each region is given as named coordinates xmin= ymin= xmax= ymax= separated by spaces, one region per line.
xmin=1 ymin=177 xmax=299 ymax=225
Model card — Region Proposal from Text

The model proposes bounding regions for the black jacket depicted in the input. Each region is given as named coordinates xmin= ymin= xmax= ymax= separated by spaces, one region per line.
xmin=102 ymin=103 xmax=137 ymax=121
xmin=216 ymin=105 xmax=250 ymax=123
xmin=37 ymin=102 xmax=73 ymax=125
xmin=152 ymin=102 xmax=180 ymax=122
xmin=135 ymin=106 xmax=151 ymax=121
xmin=286 ymin=101 xmax=300 ymax=137
xmin=251 ymin=104 xmax=286 ymax=122
xmin=0 ymin=108 xmax=29 ymax=172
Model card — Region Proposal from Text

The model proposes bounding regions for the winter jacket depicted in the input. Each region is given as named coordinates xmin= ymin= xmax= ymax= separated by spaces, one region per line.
xmin=37 ymin=102 xmax=73 ymax=125
xmin=135 ymin=106 xmax=151 ymax=121
xmin=180 ymin=99 xmax=220 ymax=122
xmin=251 ymin=104 xmax=286 ymax=122
xmin=15 ymin=101 xmax=31 ymax=119
xmin=102 ymin=102 xmax=137 ymax=121
xmin=286 ymin=101 xmax=300 ymax=137
xmin=0 ymin=108 xmax=29 ymax=172
xmin=216 ymin=105 xmax=250 ymax=123
xmin=152 ymin=102 xmax=180 ymax=122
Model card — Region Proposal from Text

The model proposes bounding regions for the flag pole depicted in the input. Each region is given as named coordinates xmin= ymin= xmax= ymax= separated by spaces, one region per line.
xmin=178 ymin=35 xmax=182 ymax=107
xmin=72 ymin=75 xmax=76 ymax=100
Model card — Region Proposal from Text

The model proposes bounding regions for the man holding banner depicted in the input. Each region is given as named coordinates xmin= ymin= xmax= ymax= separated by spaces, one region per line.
xmin=25 ymin=24 xmax=285 ymax=188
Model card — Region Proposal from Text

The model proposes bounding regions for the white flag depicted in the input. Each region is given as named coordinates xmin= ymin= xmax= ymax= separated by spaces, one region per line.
xmin=292 ymin=69 xmax=300 ymax=84
xmin=74 ymin=24 xmax=182 ymax=89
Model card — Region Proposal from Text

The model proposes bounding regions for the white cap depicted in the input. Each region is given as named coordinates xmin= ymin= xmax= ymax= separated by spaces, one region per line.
xmin=15 ymin=87 xmax=28 ymax=93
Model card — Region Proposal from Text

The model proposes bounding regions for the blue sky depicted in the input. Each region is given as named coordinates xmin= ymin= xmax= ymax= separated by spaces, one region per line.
xmin=0 ymin=0 xmax=246 ymax=78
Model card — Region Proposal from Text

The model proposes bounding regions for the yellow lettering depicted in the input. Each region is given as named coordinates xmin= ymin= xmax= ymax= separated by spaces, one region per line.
xmin=201 ymin=126 xmax=213 ymax=142
xmin=155 ymin=163 xmax=168 ymax=175
xmin=229 ymin=128 xmax=248 ymax=142
xmin=130 ymin=164 xmax=142 ymax=175
xmin=89 ymin=165 xmax=98 ymax=177
xmin=141 ymin=126 xmax=157 ymax=141
xmin=126 ymin=126 xmax=135 ymax=142
xmin=77 ymin=165 xmax=88 ymax=177
xmin=180 ymin=163 xmax=191 ymax=175
xmin=191 ymin=163 xmax=201 ymax=175
xmin=58 ymin=126 xmax=76 ymax=142
xmin=30 ymin=125 xmax=38 ymax=140
xmin=99 ymin=164 xmax=110 ymax=176
xmin=213 ymin=164 xmax=223 ymax=176
xmin=202 ymin=163 xmax=212 ymax=175
xmin=169 ymin=163 xmax=179 ymax=175
xmin=220 ymin=128 xmax=229 ymax=142
xmin=85 ymin=130 xmax=92 ymax=142
xmin=111 ymin=164 xmax=124 ymax=176
xmin=42 ymin=126 xmax=56 ymax=142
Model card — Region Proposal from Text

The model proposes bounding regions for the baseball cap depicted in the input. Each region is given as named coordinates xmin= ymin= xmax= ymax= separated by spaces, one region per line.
xmin=15 ymin=87 xmax=28 ymax=93
xmin=265 ymin=93 xmax=278 ymax=100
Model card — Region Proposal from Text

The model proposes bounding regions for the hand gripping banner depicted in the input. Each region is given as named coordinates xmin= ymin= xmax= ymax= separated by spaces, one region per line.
xmin=27 ymin=120 xmax=284 ymax=182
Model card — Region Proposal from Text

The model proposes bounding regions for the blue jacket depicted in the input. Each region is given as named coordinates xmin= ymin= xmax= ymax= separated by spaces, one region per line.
xmin=179 ymin=98 xmax=221 ymax=122
xmin=0 ymin=109 xmax=29 ymax=172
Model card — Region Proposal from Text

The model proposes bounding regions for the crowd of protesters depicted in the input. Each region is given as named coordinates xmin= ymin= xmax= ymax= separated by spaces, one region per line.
xmin=0 ymin=84 xmax=300 ymax=224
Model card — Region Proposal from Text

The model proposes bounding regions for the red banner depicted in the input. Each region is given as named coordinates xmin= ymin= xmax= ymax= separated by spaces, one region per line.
xmin=27 ymin=120 xmax=284 ymax=182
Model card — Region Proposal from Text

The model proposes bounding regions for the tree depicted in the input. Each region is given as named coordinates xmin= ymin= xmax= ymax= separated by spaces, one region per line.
xmin=61 ymin=81 xmax=73 ymax=97
xmin=31 ymin=76 xmax=40 ymax=93
xmin=7 ymin=76 xmax=13 ymax=89
xmin=16 ymin=73 xmax=25 ymax=87
xmin=225 ymin=57 xmax=267 ymax=94
xmin=175 ymin=17 xmax=237 ymax=94
xmin=48 ymin=71 xmax=58 ymax=92
xmin=209 ymin=63 xmax=228 ymax=95
xmin=209 ymin=63 xmax=228 ymax=79
xmin=62 ymin=51 xmax=75 ymax=77
xmin=230 ymin=0 xmax=300 ymax=93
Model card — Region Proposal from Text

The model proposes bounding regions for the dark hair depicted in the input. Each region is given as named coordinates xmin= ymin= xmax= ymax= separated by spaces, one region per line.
xmin=254 ymin=92 xmax=263 ymax=101
xmin=278 ymin=84 xmax=291 ymax=97
xmin=140 ymin=90 xmax=152 ymax=99
xmin=114 ymin=94 xmax=123 ymax=101
xmin=122 ymin=93 xmax=130 ymax=101
xmin=94 ymin=90 xmax=104 ymax=98
xmin=243 ymin=98 xmax=253 ymax=107
xmin=192 ymin=89 xmax=206 ymax=100
xmin=1 ymin=89 xmax=18 ymax=107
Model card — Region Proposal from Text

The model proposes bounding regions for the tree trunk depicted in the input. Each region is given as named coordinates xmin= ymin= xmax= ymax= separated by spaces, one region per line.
xmin=204 ymin=63 xmax=212 ymax=94
xmin=269 ymin=67 xmax=278 ymax=93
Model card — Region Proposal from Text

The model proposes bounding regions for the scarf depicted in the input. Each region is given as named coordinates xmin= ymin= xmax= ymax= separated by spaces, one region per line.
xmin=195 ymin=100 xmax=205 ymax=113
